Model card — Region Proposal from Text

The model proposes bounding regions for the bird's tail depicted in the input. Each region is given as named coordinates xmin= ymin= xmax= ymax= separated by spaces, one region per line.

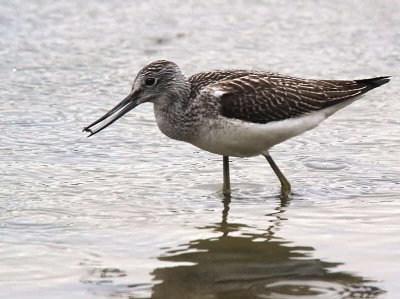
xmin=355 ymin=76 xmax=391 ymax=91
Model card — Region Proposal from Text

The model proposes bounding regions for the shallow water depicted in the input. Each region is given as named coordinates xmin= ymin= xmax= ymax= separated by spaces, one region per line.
xmin=1 ymin=0 xmax=400 ymax=298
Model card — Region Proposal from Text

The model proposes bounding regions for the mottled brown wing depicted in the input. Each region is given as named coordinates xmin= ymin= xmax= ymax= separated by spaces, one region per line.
xmin=212 ymin=75 xmax=389 ymax=124
xmin=189 ymin=70 xmax=256 ymax=97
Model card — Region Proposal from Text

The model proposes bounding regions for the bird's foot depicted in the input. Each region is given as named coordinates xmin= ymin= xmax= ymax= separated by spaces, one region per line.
xmin=280 ymin=182 xmax=291 ymax=199
xmin=219 ymin=185 xmax=231 ymax=197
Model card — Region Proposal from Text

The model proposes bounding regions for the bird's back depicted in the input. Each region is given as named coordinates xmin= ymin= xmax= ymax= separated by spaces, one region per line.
xmin=189 ymin=70 xmax=390 ymax=124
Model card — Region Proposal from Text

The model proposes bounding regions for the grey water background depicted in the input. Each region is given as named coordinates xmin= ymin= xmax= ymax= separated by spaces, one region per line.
xmin=1 ymin=0 xmax=399 ymax=298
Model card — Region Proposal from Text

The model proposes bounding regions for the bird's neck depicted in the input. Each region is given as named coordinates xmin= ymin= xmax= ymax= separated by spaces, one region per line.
xmin=153 ymin=85 xmax=195 ymax=142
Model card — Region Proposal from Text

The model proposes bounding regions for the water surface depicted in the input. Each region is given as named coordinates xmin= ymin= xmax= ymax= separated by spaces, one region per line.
xmin=1 ymin=0 xmax=399 ymax=298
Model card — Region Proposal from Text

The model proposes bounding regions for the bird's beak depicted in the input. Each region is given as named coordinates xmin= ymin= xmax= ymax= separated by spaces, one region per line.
xmin=83 ymin=90 xmax=140 ymax=137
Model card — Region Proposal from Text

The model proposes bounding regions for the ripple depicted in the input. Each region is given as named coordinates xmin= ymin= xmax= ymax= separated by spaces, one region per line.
xmin=258 ymin=280 xmax=383 ymax=298
xmin=2 ymin=208 xmax=74 ymax=230
xmin=303 ymin=158 xmax=349 ymax=171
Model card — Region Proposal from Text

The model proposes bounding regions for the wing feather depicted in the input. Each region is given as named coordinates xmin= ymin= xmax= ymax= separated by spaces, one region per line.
xmin=189 ymin=70 xmax=389 ymax=124
xmin=206 ymin=75 xmax=375 ymax=124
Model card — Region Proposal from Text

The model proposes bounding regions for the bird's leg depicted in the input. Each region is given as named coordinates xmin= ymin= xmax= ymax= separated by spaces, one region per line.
xmin=263 ymin=154 xmax=291 ymax=196
xmin=222 ymin=156 xmax=231 ymax=195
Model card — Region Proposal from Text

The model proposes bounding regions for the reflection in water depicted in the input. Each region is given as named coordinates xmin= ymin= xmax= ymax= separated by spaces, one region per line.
xmin=80 ymin=195 xmax=385 ymax=298
xmin=151 ymin=195 xmax=384 ymax=299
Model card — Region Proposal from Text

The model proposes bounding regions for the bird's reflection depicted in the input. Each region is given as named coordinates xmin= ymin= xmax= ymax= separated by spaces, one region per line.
xmin=81 ymin=194 xmax=384 ymax=298
xmin=151 ymin=194 xmax=384 ymax=299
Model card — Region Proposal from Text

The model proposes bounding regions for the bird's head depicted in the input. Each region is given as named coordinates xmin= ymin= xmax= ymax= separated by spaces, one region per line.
xmin=83 ymin=60 xmax=189 ymax=136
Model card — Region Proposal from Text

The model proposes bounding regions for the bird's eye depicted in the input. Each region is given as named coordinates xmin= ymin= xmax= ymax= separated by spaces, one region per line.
xmin=145 ymin=78 xmax=157 ymax=86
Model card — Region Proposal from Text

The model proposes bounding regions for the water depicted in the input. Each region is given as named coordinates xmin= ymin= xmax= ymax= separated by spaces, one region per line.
xmin=1 ymin=0 xmax=399 ymax=298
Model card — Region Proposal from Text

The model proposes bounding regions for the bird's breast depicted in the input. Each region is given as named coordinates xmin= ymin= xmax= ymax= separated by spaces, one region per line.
xmin=153 ymin=106 xmax=198 ymax=143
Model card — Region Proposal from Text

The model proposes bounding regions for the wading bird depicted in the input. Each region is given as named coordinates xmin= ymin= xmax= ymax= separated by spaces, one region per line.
xmin=83 ymin=60 xmax=389 ymax=196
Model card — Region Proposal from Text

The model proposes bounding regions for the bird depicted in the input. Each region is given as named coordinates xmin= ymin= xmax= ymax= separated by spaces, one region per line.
xmin=83 ymin=60 xmax=390 ymax=196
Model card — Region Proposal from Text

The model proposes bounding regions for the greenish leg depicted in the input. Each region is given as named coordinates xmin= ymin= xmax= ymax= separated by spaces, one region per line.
xmin=222 ymin=156 xmax=231 ymax=195
xmin=263 ymin=154 xmax=291 ymax=196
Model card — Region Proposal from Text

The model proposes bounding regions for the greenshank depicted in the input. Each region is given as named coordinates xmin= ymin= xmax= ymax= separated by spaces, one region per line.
xmin=83 ymin=60 xmax=390 ymax=195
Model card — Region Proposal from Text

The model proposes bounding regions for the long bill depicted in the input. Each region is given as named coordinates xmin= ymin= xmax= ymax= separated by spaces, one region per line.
xmin=83 ymin=91 xmax=139 ymax=137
